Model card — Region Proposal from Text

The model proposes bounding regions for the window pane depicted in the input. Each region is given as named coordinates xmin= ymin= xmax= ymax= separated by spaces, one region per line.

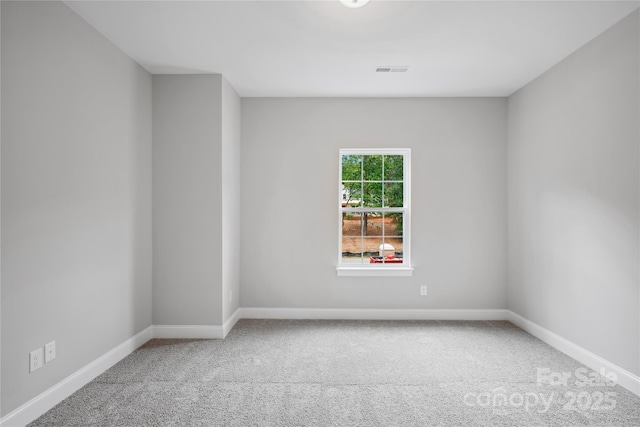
xmin=362 ymin=212 xmax=384 ymax=236
xmin=367 ymin=237 xmax=403 ymax=265
xmin=341 ymin=236 xmax=363 ymax=264
xmin=363 ymin=155 xmax=383 ymax=181
xmin=384 ymin=182 xmax=403 ymax=208
xmin=382 ymin=237 xmax=403 ymax=263
xmin=363 ymin=182 xmax=383 ymax=208
xmin=342 ymin=155 xmax=362 ymax=181
xmin=341 ymin=182 xmax=362 ymax=207
xmin=342 ymin=212 xmax=363 ymax=237
xmin=383 ymin=213 xmax=403 ymax=237
xmin=362 ymin=237 xmax=382 ymax=256
xmin=384 ymin=155 xmax=403 ymax=181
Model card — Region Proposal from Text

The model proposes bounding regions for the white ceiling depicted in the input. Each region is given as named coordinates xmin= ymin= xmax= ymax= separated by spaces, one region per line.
xmin=65 ymin=0 xmax=639 ymax=97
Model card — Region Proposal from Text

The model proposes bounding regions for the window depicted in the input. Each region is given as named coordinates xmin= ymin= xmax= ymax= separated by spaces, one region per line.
xmin=337 ymin=149 xmax=412 ymax=276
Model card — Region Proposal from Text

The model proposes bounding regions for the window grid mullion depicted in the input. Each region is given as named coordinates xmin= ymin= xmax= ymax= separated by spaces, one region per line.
xmin=343 ymin=180 xmax=403 ymax=183
xmin=342 ymin=208 xmax=405 ymax=214
xmin=361 ymin=157 xmax=364 ymax=264
xmin=381 ymin=155 xmax=385 ymax=209
xmin=382 ymin=212 xmax=385 ymax=263
xmin=360 ymin=210 xmax=364 ymax=265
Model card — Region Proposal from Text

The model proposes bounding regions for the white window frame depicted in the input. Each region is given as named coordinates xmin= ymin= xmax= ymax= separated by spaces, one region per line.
xmin=337 ymin=148 xmax=413 ymax=276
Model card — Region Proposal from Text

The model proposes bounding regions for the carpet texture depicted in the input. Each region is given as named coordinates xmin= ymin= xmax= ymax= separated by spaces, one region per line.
xmin=30 ymin=320 xmax=640 ymax=426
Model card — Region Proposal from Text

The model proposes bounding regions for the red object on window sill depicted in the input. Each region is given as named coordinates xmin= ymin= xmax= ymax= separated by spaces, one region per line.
xmin=370 ymin=256 xmax=403 ymax=264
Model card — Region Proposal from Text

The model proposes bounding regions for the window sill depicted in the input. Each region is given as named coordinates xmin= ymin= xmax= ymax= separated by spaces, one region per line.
xmin=336 ymin=266 xmax=414 ymax=277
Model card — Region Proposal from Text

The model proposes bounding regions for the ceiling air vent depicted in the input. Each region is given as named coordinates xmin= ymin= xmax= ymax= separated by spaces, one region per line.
xmin=376 ymin=66 xmax=409 ymax=73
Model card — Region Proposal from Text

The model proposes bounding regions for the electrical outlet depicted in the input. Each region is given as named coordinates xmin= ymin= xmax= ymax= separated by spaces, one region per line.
xmin=30 ymin=348 xmax=44 ymax=372
xmin=45 ymin=341 xmax=56 ymax=363
xmin=420 ymin=285 xmax=427 ymax=296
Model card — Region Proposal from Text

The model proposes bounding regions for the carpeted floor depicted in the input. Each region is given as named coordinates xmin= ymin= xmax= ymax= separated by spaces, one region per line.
xmin=30 ymin=319 xmax=640 ymax=426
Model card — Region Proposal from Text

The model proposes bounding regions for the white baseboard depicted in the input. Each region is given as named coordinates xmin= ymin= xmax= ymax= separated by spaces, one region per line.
xmin=223 ymin=308 xmax=241 ymax=338
xmin=507 ymin=310 xmax=640 ymax=397
xmin=152 ymin=325 xmax=224 ymax=339
xmin=239 ymin=307 xmax=510 ymax=321
xmin=0 ymin=326 xmax=153 ymax=427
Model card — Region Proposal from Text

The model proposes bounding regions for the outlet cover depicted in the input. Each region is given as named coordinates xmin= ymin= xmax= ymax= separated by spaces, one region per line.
xmin=30 ymin=347 xmax=44 ymax=372
xmin=45 ymin=341 xmax=56 ymax=363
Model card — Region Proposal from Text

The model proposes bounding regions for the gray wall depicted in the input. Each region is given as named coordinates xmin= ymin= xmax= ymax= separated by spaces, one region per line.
xmin=1 ymin=1 xmax=152 ymax=416
xmin=152 ymin=75 xmax=224 ymax=326
xmin=507 ymin=10 xmax=639 ymax=375
xmin=240 ymin=98 xmax=507 ymax=309
xmin=221 ymin=78 xmax=242 ymax=322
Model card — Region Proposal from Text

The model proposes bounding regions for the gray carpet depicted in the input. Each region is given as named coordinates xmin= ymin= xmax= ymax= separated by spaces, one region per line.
xmin=30 ymin=319 xmax=640 ymax=426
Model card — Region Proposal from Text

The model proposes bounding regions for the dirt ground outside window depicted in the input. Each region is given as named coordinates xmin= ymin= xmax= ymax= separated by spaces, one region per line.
xmin=341 ymin=215 xmax=403 ymax=254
